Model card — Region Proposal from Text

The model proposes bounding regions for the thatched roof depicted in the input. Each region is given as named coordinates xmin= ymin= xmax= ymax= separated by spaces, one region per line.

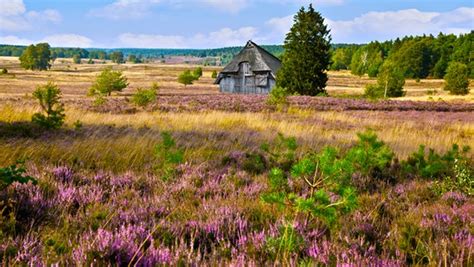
xmin=215 ymin=41 xmax=281 ymax=83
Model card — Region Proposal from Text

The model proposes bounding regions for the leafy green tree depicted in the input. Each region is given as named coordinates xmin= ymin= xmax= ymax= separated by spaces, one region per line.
xmin=365 ymin=60 xmax=405 ymax=98
xmin=89 ymin=67 xmax=129 ymax=96
xmin=32 ymin=82 xmax=66 ymax=129
xmin=388 ymin=39 xmax=432 ymax=78
xmin=331 ymin=47 xmax=356 ymax=70
xmin=350 ymin=42 xmax=384 ymax=77
xmin=211 ymin=70 xmax=217 ymax=78
xmin=444 ymin=62 xmax=470 ymax=95
xmin=277 ymin=4 xmax=331 ymax=96
xmin=177 ymin=70 xmax=195 ymax=87
xmin=19 ymin=43 xmax=52 ymax=70
xmin=110 ymin=51 xmax=124 ymax=64
xmin=193 ymin=67 xmax=203 ymax=79
xmin=72 ymin=54 xmax=81 ymax=64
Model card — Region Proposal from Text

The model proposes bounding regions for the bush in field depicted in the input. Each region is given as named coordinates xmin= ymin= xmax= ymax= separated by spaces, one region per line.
xmin=19 ymin=43 xmax=52 ymax=71
xmin=177 ymin=70 xmax=195 ymax=87
xmin=193 ymin=67 xmax=203 ymax=79
xmin=443 ymin=62 xmax=470 ymax=95
xmin=154 ymin=132 xmax=184 ymax=181
xmin=211 ymin=70 xmax=217 ymax=78
xmin=266 ymin=86 xmax=289 ymax=110
xmin=87 ymin=58 xmax=94 ymax=64
xmin=31 ymin=82 xmax=66 ymax=129
xmin=132 ymin=88 xmax=157 ymax=107
xmin=72 ymin=54 xmax=81 ymax=64
xmin=277 ymin=4 xmax=331 ymax=96
xmin=364 ymin=61 xmax=405 ymax=99
xmin=1 ymin=68 xmax=7 ymax=74
xmin=402 ymin=144 xmax=471 ymax=179
xmin=89 ymin=67 xmax=128 ymax=96
xmin=261 ymin=141 xmax=358 ymax=259
xmin=0 ymin=162 xmax=37 ymax=190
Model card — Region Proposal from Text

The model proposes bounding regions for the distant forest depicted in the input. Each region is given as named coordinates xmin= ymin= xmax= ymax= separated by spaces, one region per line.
xmin=0 ymin=31 xmax=472 ymax=78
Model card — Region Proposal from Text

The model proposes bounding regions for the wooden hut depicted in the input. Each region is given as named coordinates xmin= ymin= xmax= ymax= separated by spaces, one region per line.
xmin=215 ymin=40 xmax=281 ymax=94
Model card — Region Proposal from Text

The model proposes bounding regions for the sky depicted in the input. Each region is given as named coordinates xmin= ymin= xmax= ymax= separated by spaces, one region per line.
xmin=0 ymin=0 xmax=473 ymax=48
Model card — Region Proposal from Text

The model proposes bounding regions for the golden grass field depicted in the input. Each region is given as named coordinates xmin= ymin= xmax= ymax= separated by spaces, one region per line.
xmin=0 ymin=56 xmax=472 ymax=173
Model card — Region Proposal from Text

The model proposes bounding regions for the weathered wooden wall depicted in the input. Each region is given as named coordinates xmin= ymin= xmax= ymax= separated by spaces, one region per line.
xmin=219 ymin=75 xmax=275 ymax=94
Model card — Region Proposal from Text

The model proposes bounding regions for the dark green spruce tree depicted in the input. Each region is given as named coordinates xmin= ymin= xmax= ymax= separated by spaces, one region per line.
xmin=277 ymin=4 xmax=331 ymax=96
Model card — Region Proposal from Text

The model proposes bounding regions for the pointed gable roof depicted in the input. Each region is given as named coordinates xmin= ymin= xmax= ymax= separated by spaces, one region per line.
xmin=220 ymin=40 xmax=281 ymax=75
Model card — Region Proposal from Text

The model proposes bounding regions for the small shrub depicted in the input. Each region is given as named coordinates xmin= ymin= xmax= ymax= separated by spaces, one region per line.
xmin=193 ymin=67 xmax=203 ymax=79
xmin=154 ymin=132 xmax=184 ymax=181
xmin=0 ymin=161 xmax=37 ymax=190
xmin=92 ymin=95 xmax=107 ymax=106
xmin=31 ymin=82 xmax=65 ymax=129
xmin=211 ymin=70 xmax=217 ymax=79
xmin=402 ymin=144 xmax=470 ymax=179
xmin=1 ymin=68 xmax=7 ymax=74
xmin=364 ymin=84 xmax=384 ymax=100
xmin=266 ymin=86 xmax=289 ymax=110
xmin=89 ymin=67 xmax=128 ymax=96
xmin=443 ymin=62 xmax=469 ymax=95
xmin=73 ymin=120 xmax=83 ymax=130
xmin=177 ymin=70 xmax=196 ymax=87
xmin=131 ymin=88 xmax=157 ymax=107
xmin=432 ymin=157 xmax=473 ymax=196
xmin=260 ymin=133 xmax=297 ymax=171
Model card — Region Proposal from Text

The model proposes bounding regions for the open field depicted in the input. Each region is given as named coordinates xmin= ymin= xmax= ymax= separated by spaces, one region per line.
xmin=1 ymin=56 xmax=473 ymax=101
xmin=0 ymin=57 xmax=473 ymax=265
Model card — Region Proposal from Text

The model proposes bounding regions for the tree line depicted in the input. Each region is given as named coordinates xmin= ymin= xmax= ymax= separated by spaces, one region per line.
xmin=330 ymin=31 xmax=473 ymax=79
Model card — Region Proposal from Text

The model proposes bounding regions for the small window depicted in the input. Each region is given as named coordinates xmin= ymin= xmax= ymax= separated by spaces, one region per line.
xmin=256 ymin=74 xmax=268 ymax=87
xmin=240 ymin=62 xmax=252 ymax=75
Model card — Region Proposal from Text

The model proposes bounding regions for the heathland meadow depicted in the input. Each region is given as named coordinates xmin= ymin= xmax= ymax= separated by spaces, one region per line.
xmin=0 ymin=56 xmax=473 ymax=265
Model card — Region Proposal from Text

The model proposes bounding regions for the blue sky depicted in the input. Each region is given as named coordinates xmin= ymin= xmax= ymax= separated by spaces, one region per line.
xmin=0 ymin=0 xmax=473 ymax=48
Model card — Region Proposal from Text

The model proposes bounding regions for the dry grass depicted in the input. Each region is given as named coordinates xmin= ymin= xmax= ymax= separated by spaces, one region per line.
xmin=0 ymin=56 xmax=472 ymax=173
xmin=1 ymin=103 xmax=472 ymax=173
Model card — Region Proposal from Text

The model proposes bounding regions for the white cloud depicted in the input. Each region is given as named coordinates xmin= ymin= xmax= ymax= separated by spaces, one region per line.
xmin=201 ymin=0 xmax=249 ymax=13
xmin=42 ymin=34 xmax=93 ymax=48
xmin=266 ymin=7 xmax=474 ymax=44
xmin=26 ymin=9 xmax=62 ymax=23
xmin=0 ymin=34 xmax=93 ymax=47
xmin=0 ymin=0 xmax=26 ymax=16
xmin=89 ymin=0 xmax=162 ymax=19
xmin=0 ymin=35 xmax=33 ymax=46
xmin=118 ymin=26 xmax=258 ymax=48
xmin=0 ymin=0 xmax=61 ymax=32
xmin=90 ymin=0 xmax=344 ymax=19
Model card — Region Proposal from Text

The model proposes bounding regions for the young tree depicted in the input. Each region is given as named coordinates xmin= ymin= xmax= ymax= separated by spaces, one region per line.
xmin=364 ymin=61 xmax=405 ymax=99
xmin=211 ymin=70 xmax=218 ymax=79
xmin=177 ymin=70 xmax=195 ymax=87
xmin=19 ymin=43 xmax=52 ymax=70
xmin=277 ymin=4 xmax=331 ymax=96
xmin=89 ymin=67 xmax=129 ymax=96
xmin=193 ymin=67 xmax=203 ymax=79
xmin=73 ymin=54 xmax=81 ymax=64
xmin=444 ymin=62 xmax=470 ymax=95
xmin=32 ymin=82 xmax=65 ymax=129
